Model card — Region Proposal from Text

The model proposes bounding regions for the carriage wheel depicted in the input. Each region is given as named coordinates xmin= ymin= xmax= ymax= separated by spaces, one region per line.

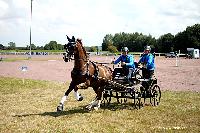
xmin=133 ymin=91 xmax=142 ymax=109
xmin=102 ymin=91 xmax=112 ymax=107
xmin=119 ymin=92 xmax=127 ymax=104
xmin=133 ymin=73 xmax=142 ymax=84
xmin=135 ymin=73 xmax=142 ymax=80
xmin=116 ymin=92 xmax=120 ymax=103
xmin=150 ymin=84 xmax=161 ymax=106
xmin=140 ymin=86 xmax=146 ymax=107
xmin=114 ymin=91 xmax=127 ymax=104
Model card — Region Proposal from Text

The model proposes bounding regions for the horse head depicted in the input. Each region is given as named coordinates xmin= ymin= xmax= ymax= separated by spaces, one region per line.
xmin=63 ymin=35 xmax=76 ymax=62
xmin=63 ymin=35 xmax=87 ymax=62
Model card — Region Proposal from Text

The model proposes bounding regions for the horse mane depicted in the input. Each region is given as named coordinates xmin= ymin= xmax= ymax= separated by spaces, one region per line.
xmin=76 ymin=40 xmax=89 ymax=60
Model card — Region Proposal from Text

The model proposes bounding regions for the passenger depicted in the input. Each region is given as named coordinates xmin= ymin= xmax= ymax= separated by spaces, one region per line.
xmin=138 ymin=46 xmax=155 ymax=79
xmin=112 ymin=47 xmax=135 ymax=84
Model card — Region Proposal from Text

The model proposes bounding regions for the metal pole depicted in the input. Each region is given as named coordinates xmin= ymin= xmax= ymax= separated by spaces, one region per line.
xmin=29 ymin=0 xmax=33 ymax=58
xmin=176 ymin=56 xmax=178 ymax=67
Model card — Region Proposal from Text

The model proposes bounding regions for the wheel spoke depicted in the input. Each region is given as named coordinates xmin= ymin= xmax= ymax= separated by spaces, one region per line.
xmin=151 ymin=84 xmax=161 ymax=106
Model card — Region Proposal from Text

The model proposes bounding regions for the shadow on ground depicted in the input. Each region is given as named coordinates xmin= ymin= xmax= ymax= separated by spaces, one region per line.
xmin=14 ymin=106 xmax=90 ymax=118
xmin=13 ymin=102 xmax=145 ymax=118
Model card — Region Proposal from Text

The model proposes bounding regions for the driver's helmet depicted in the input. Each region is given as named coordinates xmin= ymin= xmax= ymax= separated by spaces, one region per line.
xmin=121 ymin=47 xmax=129 ymax=52
xmin=145 ymin=45 xmax=151 ymax=51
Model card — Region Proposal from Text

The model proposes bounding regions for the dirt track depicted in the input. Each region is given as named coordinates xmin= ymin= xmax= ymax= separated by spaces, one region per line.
xmin=0 ymin=55 xmax=200 ymax=92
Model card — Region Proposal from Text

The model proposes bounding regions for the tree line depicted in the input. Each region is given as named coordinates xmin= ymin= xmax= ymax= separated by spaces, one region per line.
xmin=0 ymin=40 xmax=98 ymax=52
xmin=102 ymin=23 xmax=200 ymax=53
xmin=0 ymin=41 xmax=64 ymax=51
xmin=1 ymin=23 xmax=199 ymax=53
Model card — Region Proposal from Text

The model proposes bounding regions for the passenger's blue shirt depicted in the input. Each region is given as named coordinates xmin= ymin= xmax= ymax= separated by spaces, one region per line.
xmin=138 ymin=53 xmax=155 ymax=70
xmin=114 ymin=54 xmax=135 ymax=68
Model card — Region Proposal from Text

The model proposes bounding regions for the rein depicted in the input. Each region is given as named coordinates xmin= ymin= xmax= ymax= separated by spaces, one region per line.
xmin=70 ymin=58 xmax=88 ymax=62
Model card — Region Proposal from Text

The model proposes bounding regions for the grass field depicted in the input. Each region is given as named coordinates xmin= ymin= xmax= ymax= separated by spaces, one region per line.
xmin=0 ymin=77 xmax=199 ymax=133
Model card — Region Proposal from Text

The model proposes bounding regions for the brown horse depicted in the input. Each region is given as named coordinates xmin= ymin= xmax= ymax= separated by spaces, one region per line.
xmin=57 ymin=36 xmax=113 ymax=111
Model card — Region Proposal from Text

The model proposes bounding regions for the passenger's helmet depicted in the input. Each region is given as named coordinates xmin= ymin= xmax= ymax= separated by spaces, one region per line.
xmin=122 ymin=47 xmax=129 ymax=52
xmin=145 ymin=45 xmax=151 ymax=51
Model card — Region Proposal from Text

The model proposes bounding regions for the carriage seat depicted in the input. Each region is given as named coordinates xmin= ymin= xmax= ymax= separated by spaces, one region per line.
xmin=113 ymin=67 xmax=126 ymax=80
xmin=113 ymin=67 xmax=137 ymax=81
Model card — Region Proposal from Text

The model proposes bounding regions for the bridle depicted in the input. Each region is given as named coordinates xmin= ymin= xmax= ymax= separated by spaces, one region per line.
xmin=64 ymin=40 xmax=89 ymax=62
xmin=64 ymin=36 xmax=100 ymax=80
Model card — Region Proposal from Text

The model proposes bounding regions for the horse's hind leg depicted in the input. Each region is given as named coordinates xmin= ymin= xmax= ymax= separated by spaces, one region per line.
xmin=57 ymin=81 xmax=83 ymax=112
xmin=94 ymin=88 xmax=103 ymax=110
xmin=85 ymin=87 xmax=102 ymax=111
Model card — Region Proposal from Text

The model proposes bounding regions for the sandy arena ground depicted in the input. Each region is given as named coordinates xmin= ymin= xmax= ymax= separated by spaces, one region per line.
xmin=0 ymin=54 xmax=200 ymax=92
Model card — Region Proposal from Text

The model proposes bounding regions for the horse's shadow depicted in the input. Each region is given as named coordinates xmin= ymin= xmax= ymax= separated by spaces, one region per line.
xmin=14 ymin=103 xmax=140 ymax=118
xmin=14 ymin=105 xmax=90 ymax=118
xmin=101 ymin=102 xmax=141 ymax=111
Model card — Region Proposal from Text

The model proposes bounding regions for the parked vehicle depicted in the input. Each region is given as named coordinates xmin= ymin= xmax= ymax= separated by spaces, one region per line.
xmin=186 ymin=48 xmax=199 ymax=59
xmin=165 ymin=52 xmax=176 ymax=58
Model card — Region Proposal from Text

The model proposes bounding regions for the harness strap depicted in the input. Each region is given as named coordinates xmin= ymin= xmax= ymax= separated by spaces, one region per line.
xmin=72 ymin=60 xmax=100 ymax=81
xmin=85 ymin=61 xmax=90 ymax=78
xmin=91 ymin=61 xmax=99 ymax=80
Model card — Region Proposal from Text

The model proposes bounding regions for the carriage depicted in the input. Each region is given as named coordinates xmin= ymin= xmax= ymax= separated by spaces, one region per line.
xmin=57 ymin=36 xmax=161 ymax=112
xmin=101 ymin=62 xmax=161 ymax=109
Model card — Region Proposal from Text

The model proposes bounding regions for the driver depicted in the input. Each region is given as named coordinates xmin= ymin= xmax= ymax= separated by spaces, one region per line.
xmin=112 ymin=47 xmax=135 ymax=84
xmin=138 ymin=45 xmax=155 ymax=79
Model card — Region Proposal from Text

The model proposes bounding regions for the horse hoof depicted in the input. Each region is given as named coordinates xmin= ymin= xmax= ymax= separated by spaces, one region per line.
xmin=78 ymin=96 xmax=83 ymax=101
xmin=57 ymin=104 xmax=63 ymax=112
xmin=85 ymin=105 xmax=92 ymax=111
xmin=94 ymin=107 xmax=99 ymax=111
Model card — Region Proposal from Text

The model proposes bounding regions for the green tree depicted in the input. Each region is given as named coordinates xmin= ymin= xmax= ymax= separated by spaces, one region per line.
xmin=102 ymin=34 xmax=113 ymax=51
xmin=174 ymin=23 xmax=200 ymax=53
xmin=8 ymin=42 xmax=16 ymax=50
xmin=36 ymin=46 xmax=44 ymax=50
xmin=107 ymin=45 xmax=118 ymax=53
xmin=174 ymin=31 xmax=187 ymax=52
xmin=112 ymin=32 xmax=126 ymax=51
xmin=0 ymin=44 xmax=4 ymax=49
xmin=26 ymin=44 xmax=37 ymax=50
xmin=101 ymin=23 xmax=200 ymax=53
xmin=102 ymin=32 xmax=157 ymax=52
xmin=185 ymin=24 xmax=200 ymax=49
xmin=90 ymin=46 xmax=97 ymax=52
xmin=157 ymin=33 xmax=174 ymax=53
xmin=44 ymin=41 xmax=63 ymax=50
xmin=57 ymin=44 xmax=64 ymax=50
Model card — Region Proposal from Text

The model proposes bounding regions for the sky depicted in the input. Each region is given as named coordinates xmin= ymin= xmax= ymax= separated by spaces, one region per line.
xmin=0 ymin=0 xmax=200 ymax=47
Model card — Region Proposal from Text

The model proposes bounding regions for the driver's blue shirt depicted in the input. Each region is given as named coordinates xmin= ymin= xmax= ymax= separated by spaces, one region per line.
xmin=138 ymin=53 xmax=155 ymax=70
xmin=114 ymin=54 xmax=135 ymax=69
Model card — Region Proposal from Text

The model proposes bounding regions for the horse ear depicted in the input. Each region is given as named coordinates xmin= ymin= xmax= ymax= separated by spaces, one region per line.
xmin=66 ymin=35 xmax=71 ymax=42
xmin=77 ymin=38 xmax=82 ymax=44
xmin=72 ymin=36 xmax=75 ymax=42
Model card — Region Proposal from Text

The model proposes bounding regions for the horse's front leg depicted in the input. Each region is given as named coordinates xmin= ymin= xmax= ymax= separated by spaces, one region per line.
xmin=73 ymin=80 xmax=91 ymax=101
xmin=76 ymin=79 xmax=90 ymax=89
xmin=57 ymin=81 xmax=83 ymax=112
xmin=73 ymin=85 xmax=84 ymax=101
